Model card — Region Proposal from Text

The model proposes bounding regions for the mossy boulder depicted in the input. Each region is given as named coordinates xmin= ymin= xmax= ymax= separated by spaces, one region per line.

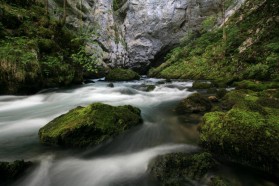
xmin=148 ymin=152 xmax=216 ymax=185
xmin=0 ymin=160 xmax=33 ymax=185
xmin=39 ymin=103 xmax=143 ymax=148
xmin=200 ymin=89 xmax=279 ymax=176
xmin=192 ymin=81 xmax=214 ymax=89
xmin=176 ymin=93 xmax=212 ymax=114
xmin=105 ymin=68 xmax=140 ymax=81
xmin=234 ymin=80 xmax=279 ymax=92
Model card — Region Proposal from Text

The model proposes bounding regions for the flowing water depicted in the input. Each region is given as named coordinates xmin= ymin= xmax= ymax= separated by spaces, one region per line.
xmin=0 ymin=78 xmax=277 ymax=186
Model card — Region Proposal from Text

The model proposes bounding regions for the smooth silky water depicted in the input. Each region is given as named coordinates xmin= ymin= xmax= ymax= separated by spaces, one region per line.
xmin=0 ymin=78 xmax=276 ymax=186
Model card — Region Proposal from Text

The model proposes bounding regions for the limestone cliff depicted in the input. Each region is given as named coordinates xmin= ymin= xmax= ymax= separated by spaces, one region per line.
xmin=58 ymin=0 xmax=244 ymax=72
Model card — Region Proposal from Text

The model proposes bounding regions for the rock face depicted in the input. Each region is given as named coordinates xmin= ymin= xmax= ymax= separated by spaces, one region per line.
xmin=39 ymin=103 xmax=142 ymax=148
xmin=50 ymin=0 xmax=244 ymax=71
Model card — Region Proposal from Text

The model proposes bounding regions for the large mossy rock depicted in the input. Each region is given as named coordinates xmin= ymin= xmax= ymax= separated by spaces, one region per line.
xmin=0 ymin=160 xmax=33 ymax=185
xmin=105 ymin=68 xmax=140 ymax=81
xmin=200 ymin=89 xmax=279 ymax=176
xmin=192 ymin=81 xmax=213 ymax=89
xmin=176 ymin=93 xmax=212 ymax=114
xmin=148 ymin=152 xmax=216 ymax=185
xmin=39 ymin=103 xmax=143 ymax=147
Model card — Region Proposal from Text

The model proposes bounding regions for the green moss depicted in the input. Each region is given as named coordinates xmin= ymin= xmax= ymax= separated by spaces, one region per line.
xmin=234 ymin=80 xmax=279 ymax=91
xmin=105 ymin=68 xmax=140 ymax=81
xmin=200 ymin=89 xmax=279 ymax=176
xmin=39 ymin=103 xmax=143 ymax=147
xmin=148 ymin=152 xmax=216 ymax=185
xmin=0 ymin=160 xmax=33 ymax=185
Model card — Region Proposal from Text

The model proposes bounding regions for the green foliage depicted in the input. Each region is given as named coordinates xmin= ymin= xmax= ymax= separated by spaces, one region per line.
xmin=0 ymin=1 xmax=98 ymax=94
xmin=39 ymin=103 xmax=142 ymax=147
xmin=202 ymin=15 xmax=217 ymax=32
xmin=71 ymin=46 xmax=97 ymax=73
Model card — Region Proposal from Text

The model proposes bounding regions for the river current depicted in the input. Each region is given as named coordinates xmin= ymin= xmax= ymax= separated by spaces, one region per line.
xmin=0 ymin=78 xmax=201 ymax=186
xmin=0 ymin=78 xmax=276 ymax=186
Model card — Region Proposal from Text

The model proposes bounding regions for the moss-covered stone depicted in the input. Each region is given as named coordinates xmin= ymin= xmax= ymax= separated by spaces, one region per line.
xmin=0 ymin=160 xmax=33 ymax=185
xmin=39 ymin=103 xmax=143 ymax=148
xmin=234 ymin=80 xmax=279 ymax=92
xmin=176 ymin=93 xmax=212 ymax=114
xmin=200 ymin=89 xmax=279 ymax=177
xmin=148 ymin=152 xmax=216 ymax=185
xmin=105 ymin=68 xmax=140 ymax=81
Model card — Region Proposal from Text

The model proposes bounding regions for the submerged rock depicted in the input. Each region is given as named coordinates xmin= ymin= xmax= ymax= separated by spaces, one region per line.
xmin=176 ymin=93 xmax=212 ymax=114
xmin=192 ymin=81 xmax=213 ymax=89
xmin=107 ymin=83 xmax=114 ymax=88
xmin=39 ymin=103 xmax=142 ymax=148
xmin=0 ymin=160 xmax=33 ymax=185
xmin=132 ymin=84 xmax=156 ymax=92
xmin=200 ymin=89 xmax=279 ymax=177
xmin=148 ymin=152 xmax=216 ymax=185
xmin=105 ymin=68 xmax=140 ymax=81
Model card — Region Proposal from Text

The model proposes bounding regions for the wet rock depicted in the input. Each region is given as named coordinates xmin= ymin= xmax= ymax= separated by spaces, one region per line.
xmin=107 ymin=83 xmax=114 ymax=88
xmin=156 ymin=80 xmax=166 ymax=85
xmin=176 ymin=93 xmax=212 ymax=114
xmin=105 ymin=68 xmax=140 ymax=81
xmin=132 ymin=84 xmax=156 ymax=92
xmin=0 ymin=160 xmax=33 ymax=185
xmin=39 ymin=103 xmax=143 ymax=148
xmin=148 ymin=152 xmax=216 ymax=185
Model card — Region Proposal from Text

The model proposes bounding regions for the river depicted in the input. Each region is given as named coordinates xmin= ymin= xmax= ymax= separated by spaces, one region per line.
xmin=0 ymin=78 xmax=276 ymax=186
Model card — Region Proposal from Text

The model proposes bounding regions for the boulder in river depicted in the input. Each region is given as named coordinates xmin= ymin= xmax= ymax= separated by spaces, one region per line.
xmin=192 ymin=81 xmax=213 ymax=89
xmin=0 ymin=160 xmax=33 ymax=185
xmin=39 ymin=103 xmax=143 ymax=148
xmin=148 ymin=152 xmax=216 ymax=185
xmin=175 ymin=93 xmax=212 ymax=114
xmin=105 ymin=68 xmax=140 ymax=81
